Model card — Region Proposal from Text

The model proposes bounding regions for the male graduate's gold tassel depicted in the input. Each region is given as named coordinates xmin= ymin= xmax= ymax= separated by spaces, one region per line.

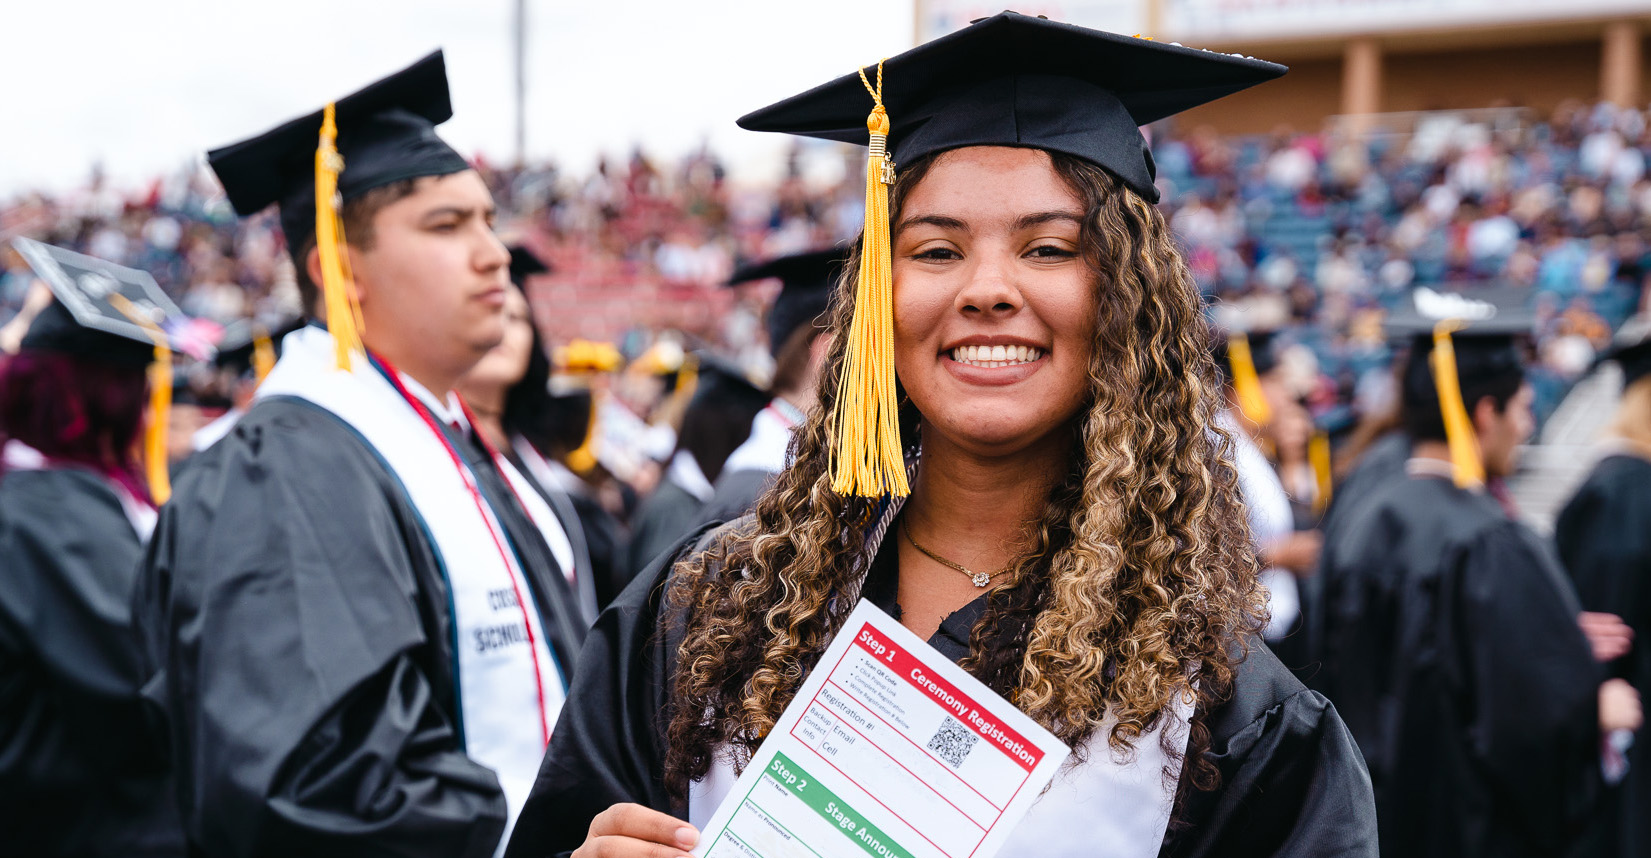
xmin=251 ymin=325 xmax=277 ymax=385
xmin=830 ymin=60 xmax=908 ymax=498
xmin=1227 ymin=333 xmax=1273 ymax=426
xmin=108 ymin=294 xmax=172 ymax=505
xmin=314 ymin=103 xmax=366 ymax=371
xmin=1430 ymin=320 xmax=1485 ymax=488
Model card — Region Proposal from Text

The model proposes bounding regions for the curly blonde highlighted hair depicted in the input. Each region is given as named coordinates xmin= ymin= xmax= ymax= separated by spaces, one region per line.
xmin=662 ymin=149 xmax=1266 ymax=801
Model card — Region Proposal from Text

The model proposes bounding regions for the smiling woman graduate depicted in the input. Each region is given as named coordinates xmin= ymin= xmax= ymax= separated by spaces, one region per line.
xmin=505 ymin=13 xmax=1376 ymax=858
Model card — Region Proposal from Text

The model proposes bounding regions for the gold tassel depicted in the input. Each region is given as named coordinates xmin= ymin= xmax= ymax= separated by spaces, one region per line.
xmin=1227 ymin=333 xmax=1273 ymax=426
xmin=251 ymin=325 xmax=277 ymax=386
xmin=567 ymin=392 xmax=600 ymax=475
xmin=1430 ymin=320 xmax=1484 ymax=488
xmin=830 ymin=60 xmax=908 ymax=498
xmin=1309 ymin=430 xmax=1333 ymax=515
xmin=108 ymin=294 xmax=172 ymax=505
xmin=314 ymin=103 xmax=366 ymax=371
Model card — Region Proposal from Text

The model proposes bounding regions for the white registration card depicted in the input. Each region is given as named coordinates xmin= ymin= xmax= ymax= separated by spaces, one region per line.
xmin=692 ymin=600 xmax=1070 ymax=858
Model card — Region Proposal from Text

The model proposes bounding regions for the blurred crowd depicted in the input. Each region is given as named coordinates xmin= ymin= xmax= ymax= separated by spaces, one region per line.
xmin=6 ymin=98 xmax=1651 ymax=453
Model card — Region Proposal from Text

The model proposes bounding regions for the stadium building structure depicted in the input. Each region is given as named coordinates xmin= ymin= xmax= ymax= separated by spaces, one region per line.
xmin=916 ymin=0 xmax=1651 ymax=133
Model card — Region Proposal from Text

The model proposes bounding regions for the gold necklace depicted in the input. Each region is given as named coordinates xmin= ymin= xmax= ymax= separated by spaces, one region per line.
xmin=901 ymin=518 xmax=1004 ymax=588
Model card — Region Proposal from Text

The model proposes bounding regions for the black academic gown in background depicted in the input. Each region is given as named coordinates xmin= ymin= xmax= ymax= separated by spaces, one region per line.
xmin=135 ymin=396 xmax=585 ymax=858
xmin=627 ymin=475 xmax=707 ymax=579
xmin=1318 ymin=473 xmax=1602 ymax=858
xmin=504 ymin=520 xmax=1378 ymax=858
xmin=693 ymin=467 xmax=774 ymax=530
xmin=0 ymin=466 xmax=184 ymax=858
xmin=1302 ymin=431 xmax=1410 ymax=687
xmin=1556 ymin=452 xmax=1651 ymax=858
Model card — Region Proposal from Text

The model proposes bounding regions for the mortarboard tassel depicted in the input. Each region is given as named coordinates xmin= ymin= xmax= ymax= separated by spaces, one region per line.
xmin=567 ymin=395 xmax=599 ymax=475
xmin=1309 ymin=429 xmax=1333 ymax=515
xmin=1226 ymin=333 xmax=1273 ymax=427
xmin=830 ymin=61 xmax=909 ymax=499
xmin=314 ymin=103 xmax=367 ymax=371
xmin=1430 ymin=320 xmax=1485 ymax=488
xmin=251 ymin=325 xmax=277 ymax=386
xmin=108 ymin=294 xmax=172 ymax=506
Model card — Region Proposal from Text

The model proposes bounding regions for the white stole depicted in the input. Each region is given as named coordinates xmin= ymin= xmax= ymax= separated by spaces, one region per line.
xmin=257 ymin=327 xmax=564 ymax=851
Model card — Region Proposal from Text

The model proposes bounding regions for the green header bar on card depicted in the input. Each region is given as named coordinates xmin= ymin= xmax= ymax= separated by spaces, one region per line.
xmin=769 ymin=752 xmax=916 ymax=858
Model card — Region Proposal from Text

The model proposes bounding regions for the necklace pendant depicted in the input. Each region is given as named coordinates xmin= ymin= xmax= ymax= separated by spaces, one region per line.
xmin=971 ymin=571 xmax=990 ymax=587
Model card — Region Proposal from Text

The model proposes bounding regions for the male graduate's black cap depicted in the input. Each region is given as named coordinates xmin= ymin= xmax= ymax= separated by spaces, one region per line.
xmin=12 ymin=237 xmax=197 ymax=367
xmin=737 ymin=11 xmax=1287 ymax=203
xmin=206 ymin=51 xmax=470 ymax=245
xmin=1385 ymin=285 xmax=1534 ymax=378
xmin=728 ymin=247 xmax=848 ymax=355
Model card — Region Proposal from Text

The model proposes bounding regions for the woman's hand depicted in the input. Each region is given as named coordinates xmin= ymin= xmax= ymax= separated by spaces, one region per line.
xmin=1599 ymin=678 xmax=1643 ymax=733
xmin=573 ymin=804 xmax=700 ymax=858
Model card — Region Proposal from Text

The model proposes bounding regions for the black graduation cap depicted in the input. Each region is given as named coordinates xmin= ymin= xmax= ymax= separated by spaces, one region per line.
xmin=214 ymin=317 xmax=305 ymax=378
xmin=206 ymin=51 xmax=469 ymax=244
xmin=1383 ymin=285 xmax=1537 ymax=342
xmin=688 ymin=353 xmax=767 ymax=407
xmin=508 ymin=246 xmax=553 ymax=288
xmin=728 ymin=247 xmax=849 ymax=354
xmin=1211 ymin=327 xmax=1281 ymax=377
xmin=737 ymin=11 xmax=1287 ymax=203
xmin=1387 ymin=286 xmax=1533 ymax=486
xmin=677 ymin=354 xmax=772 ymax=481
xmin=12 ymin=237 xmax=197 ymax=367
xmin=1593 ymin=316 xmax=1651 ymax=388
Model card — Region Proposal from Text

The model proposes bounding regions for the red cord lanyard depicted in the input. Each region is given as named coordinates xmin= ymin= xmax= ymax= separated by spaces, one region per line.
xmin=765 ymin=401 xmax=801 ymax=429
xmin=373 ymin=355 xmax=552 ymax=747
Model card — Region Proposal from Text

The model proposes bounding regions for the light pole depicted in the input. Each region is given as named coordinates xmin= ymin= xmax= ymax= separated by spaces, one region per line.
xmin=514 ymin=0 xmax=528 ymax=169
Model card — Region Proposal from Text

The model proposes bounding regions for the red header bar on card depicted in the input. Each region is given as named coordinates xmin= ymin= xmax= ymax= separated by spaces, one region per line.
xmin=851 ymin=622 xmax=1040 ymax=772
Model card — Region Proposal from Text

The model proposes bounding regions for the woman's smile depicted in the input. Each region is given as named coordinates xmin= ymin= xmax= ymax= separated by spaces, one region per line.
xmin=942 ymin=337 xmax=1049 ymax=386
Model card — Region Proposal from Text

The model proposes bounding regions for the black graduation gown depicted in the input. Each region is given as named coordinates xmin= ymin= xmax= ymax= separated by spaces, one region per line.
xmin=1317 ymin=472 xmax=1603 ymax=858
xmin=694 ymin=467 xmax=775 ymax=529
xmin=0 ymin=466 xmax=184 ymax=857
xmin=1556 ymin=453 xmax=1651 ymax=858
xmin=1301 ymin=431 xmax=1410 ymax=686
xmin=504 ymin=521 xmax=1378 ymax=858
xmin=135 ymin=396 xmax=586 ymax=858
xmin=627 ymin=476 xmax=706 ymax=579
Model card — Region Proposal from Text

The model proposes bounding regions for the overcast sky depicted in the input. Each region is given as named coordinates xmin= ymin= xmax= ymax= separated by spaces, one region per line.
xmin=2 ymin=0 xmax=918 ymax=195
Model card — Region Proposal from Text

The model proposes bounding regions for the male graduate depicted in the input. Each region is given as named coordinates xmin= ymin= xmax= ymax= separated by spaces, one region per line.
xmin=1317 ymin=288 xmax=1641 ymax=858
xmin=135 ymin=53 xmax=586 ymax=858
xmin=694 ymin=248 xmax=841 ymax=524
xmin=1555 ymin=316 xmax=1651 ymax=858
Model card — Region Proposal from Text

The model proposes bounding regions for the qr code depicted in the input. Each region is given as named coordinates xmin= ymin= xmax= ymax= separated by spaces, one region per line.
xmin=926 ymin=717 xmax=978 ymax=769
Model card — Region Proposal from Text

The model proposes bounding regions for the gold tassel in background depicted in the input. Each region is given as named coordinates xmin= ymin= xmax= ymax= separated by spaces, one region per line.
xmin=251 ymin=325 xmax=277 ymax=386
xmin=108 ymin=294 xmax=172 ymax=505
xmin=830 ymin=60 xmax=909 ymax=499
xmin=1227 ymin=332 xmax=1274 ymax=427
xmin=567 ymin=394 xmax=600 ymax=475
xmin=1430 ymin=320 xmax=1485 ymax=488
xmin=1309 ymin=430 xmax=1333 ymax=515
xmin=314 ymin=103 xmax=366 ymax=371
